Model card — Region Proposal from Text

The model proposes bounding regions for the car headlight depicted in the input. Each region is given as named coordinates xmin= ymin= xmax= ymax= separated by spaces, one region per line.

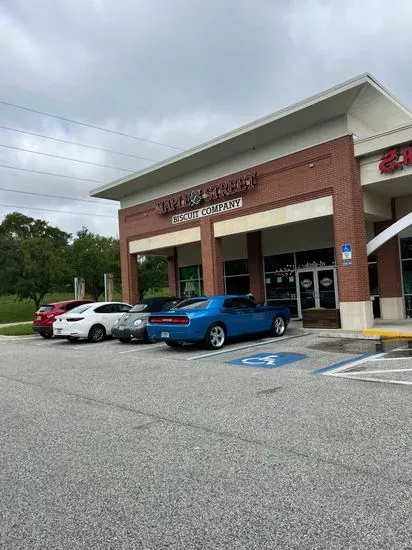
xmin=133 ymin=319 xmax=143 ymax=326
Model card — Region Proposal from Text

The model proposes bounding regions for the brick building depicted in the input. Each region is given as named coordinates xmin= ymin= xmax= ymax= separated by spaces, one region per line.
xmin=91 ymin=74 xmax=412 ymax=331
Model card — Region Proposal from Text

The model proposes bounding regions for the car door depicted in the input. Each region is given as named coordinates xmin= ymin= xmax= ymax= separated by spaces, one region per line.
xmin=221 ymin=298 xmax=247 ymax=337
xmin=93 ymin=304 xmax=115 ymax=332
xmin=230 ymin=297 xmax=263 ymax=334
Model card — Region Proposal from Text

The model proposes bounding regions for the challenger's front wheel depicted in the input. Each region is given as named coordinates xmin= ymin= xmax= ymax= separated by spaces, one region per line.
xmin=205 ymin=323 xmax=226 ymax=350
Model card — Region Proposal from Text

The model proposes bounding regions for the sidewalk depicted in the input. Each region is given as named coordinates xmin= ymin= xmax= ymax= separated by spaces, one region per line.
xmin=289 ymin=318 xmax=412 ymax=340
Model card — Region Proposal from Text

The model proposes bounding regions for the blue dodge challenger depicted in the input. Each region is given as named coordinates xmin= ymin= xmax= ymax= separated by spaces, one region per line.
xmin=146 ymin=295 xmax=290 ymax=350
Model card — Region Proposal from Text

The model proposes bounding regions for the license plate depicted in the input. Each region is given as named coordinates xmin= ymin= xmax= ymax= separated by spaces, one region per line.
xmin=118 ymin=326 xmax=124 ymax=331
xmin=36 ymin=316 xmax=41 ymax=321
xmin=161 ymin=331 xmax=169 ymax=338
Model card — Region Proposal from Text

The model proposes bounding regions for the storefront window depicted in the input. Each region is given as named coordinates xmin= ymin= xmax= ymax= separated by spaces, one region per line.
xmin=179 ymin=265 xmax=203 ymax=298
xmin=368 ymin=259 xmax=380 ymax=318
xmin=400 ymin=237 xmax=412 ymax=260
xmin=295 ymin=247 xmax=335 ymax=269
xmin=264 ymin=252 xmax=297 ymax=316
xmin=400 ymin=238 xmax=412 ymax=317
xmin=224 ymin=259 xmax=250 ymax=295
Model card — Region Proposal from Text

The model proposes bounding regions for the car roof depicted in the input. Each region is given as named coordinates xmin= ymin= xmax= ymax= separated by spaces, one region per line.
xmin=44 ymin=299 xmax=93 ymax=307
xmin=91 ymin=301 xmax=131 ymax=306
xmin=180 ymin=295 xmax=250 ymax=300
xmin=138 ymin=296 xmax=178 ymax=303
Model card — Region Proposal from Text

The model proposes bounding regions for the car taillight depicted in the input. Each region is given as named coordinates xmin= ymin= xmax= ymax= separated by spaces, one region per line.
xmin=66 ymin=317 xmax=84 ymax=322
xmin=149 ymin=316 xmax=190 ymax=325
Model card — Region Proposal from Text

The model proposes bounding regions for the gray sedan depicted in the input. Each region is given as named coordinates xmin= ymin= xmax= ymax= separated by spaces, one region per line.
xmin=111 ymin=297 xmax=181 ymax=343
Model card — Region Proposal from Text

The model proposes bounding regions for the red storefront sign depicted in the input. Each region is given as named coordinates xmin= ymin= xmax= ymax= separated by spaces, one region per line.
xmin=379 ymin=146 xmax=412 ymax=174
xmin=154 ymin=172 xmax=257 ymax=215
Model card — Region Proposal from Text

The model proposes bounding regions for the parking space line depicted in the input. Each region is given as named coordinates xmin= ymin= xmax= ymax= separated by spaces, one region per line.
xmin=347 ymin=367 xmax=412 ymax=375
xmin=119 ymin=343 xmax=164 ymax=354
xmin=369 ymin=357 xmax=412 ymax=361
xmin=187 ymin=332 xmax=311 ymax=360
xmin=331 ymin=373 xmax=412 ymax=386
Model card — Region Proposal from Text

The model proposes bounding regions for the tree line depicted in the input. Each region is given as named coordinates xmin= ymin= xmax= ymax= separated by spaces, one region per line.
xmin=0 ymin=212 xmax=168 ymax=309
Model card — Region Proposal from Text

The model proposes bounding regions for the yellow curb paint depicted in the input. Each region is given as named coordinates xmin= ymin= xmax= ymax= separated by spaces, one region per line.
xmin=362 ymin=329 xmax=412 ymax=339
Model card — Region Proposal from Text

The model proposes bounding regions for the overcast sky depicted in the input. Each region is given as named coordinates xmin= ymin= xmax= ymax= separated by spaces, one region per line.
xmin=1 ymin=0 xmax=411 ymax=237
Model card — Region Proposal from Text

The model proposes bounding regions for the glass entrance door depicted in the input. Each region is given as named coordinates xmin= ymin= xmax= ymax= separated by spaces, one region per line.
xmin=297 ymin=271 xmax=316 ymax=311
xmin=297 ymin=268 xmax=338 ymax=317
xmin=317 ymin=268 xmax=337 ymax=309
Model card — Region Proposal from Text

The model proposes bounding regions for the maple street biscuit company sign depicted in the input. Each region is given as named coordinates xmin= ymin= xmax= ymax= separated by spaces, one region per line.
xmin=154 ymin=172 xmax=257 ymax=219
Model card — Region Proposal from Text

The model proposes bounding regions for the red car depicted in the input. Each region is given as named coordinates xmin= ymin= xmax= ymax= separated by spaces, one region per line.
xmin=32 ymin=300 xmax=94 ymax=338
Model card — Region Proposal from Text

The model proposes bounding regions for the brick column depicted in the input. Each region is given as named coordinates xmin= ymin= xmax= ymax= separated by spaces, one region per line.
xmin=120 ymin=240 xmax=139 ymax=305
xmin=200 ymin=218 xmax=224 ymax=296
xmin=375 ymin=220 xmax=404 ymax=320
xmin=247 ymin=232 xmax=265 ymax=303
xmin=332 ymin=137 xmax=373 ymax=330
xmin=167 ymin=247 xmax=178 ymax=296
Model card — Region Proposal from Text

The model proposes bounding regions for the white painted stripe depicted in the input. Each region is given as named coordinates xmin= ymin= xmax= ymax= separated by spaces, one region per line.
xmin=119 ymin=343 xmax=164 ymax=354
xmin=333 ymin=373 xmax=412 ymax=386
xmin=323 ymin=353 xmax=387 ymax=375
xmin=71 ymin=343 xmax=101 ymax=350
xmin=352 ymin=368 xmax=412 ymax=375
xmin=187 ymin=332 xmax=310 ymax=360
xmin=369 ymin=356 xmax=412 ymax=361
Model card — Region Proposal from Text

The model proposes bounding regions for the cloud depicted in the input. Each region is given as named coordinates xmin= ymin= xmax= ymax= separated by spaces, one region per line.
xmin=0 ymin=0 xmax=411 ymax=236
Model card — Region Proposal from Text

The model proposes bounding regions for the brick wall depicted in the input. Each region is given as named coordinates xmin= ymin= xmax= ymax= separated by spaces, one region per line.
xmin=119 ymin=135 xmax=370 ymax=303
xmin=375 ymin=220 xmax=403 ymax=298
xmin=200 ymin=218 xmax=224 ymax=295
xmin=247 ymin=232 xmax=265 ymax=303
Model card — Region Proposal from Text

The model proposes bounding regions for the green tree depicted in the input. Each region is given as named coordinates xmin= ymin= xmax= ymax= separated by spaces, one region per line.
xmin=0 ymin=212 xmax=71 ymax=307
xmin=15 ymin=237 xmax=70 ymax=310
xmin=138 ymin=255 xmax=168 ymax=300
xmin=0 ymin=211 xmax=69 ymax=246
xmin=70 ymin=228 xmax=120 ymax=300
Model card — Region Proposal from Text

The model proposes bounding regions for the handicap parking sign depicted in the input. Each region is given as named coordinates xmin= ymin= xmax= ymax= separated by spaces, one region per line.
xmin=226 ymin=352 xmax=308 ymax=368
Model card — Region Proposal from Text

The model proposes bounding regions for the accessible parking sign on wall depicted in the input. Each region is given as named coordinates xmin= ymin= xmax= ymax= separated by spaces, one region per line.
xmin=226 ymin=352 xmax=308 ymax=368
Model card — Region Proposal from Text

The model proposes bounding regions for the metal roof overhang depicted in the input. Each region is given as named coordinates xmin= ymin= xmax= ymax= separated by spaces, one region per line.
xmin=90 ymin=74 xmax=409 ymax=201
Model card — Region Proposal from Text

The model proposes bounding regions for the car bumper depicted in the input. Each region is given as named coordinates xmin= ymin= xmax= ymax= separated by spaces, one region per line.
xmin=32 ymin=325 xmax=53 ymax=336
xmin=53 ymin=324 xmax=89 ymax=338
xmin=112 ymin=326 xmax=146 ymax=340
xmin=147 ymin=325 xmax=197 ymax=343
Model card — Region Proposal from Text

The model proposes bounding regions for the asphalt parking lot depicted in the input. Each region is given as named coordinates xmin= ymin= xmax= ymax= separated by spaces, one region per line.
xmin=1 ymin=329 xmax=411 ymax=549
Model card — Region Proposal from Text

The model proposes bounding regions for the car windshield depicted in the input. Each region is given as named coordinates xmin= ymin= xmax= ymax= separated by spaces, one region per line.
xmin=38 ymin=305 xmax=54 ymax=312
xmin=130 ymin=304 xmax=148 ymax=313
xmin=68 ymin=304 xmax=94 ymax=315
xmin=175 ymin=298 xmax=210 ymax=309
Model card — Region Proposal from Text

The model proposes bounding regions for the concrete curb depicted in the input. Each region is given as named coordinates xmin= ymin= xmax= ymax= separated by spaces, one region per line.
xmin=362 ymin=329 xmax=412 ymax=339
xmin=0 ymin=321 xmax=32 ymax=328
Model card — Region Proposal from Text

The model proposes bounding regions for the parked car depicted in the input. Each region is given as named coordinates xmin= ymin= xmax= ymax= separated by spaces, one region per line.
xmin=53 ymin=301 xmax=132 ymax=342
xmin=111 ymin=296 xmax=181 ymax=343
xmin=146 ymin=295 xmax=290 ymax=349
xmin=32 ymin=300 xmax=94 ymax=338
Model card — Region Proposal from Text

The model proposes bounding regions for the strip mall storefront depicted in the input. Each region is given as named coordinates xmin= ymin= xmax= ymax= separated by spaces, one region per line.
xmin=91 ymin=74 xmax=412 ymax=331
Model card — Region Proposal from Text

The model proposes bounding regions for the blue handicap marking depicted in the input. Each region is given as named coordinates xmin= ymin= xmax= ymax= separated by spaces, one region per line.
xmin=226 ymin=352 xmax=308 ymax=368
xmin=341 ymin=243 xmax=352 ymax=253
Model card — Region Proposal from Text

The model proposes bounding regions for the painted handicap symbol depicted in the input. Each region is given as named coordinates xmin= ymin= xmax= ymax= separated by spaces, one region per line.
xmin=226 ymin=352 xmax=308 ymax=368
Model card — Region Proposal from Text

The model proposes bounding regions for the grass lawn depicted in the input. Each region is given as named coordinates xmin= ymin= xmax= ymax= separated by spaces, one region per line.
xmin=0 ymin=324 xmax=33 ymax=336
xmin=0 ymin=288 xmax=169 ymax=324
